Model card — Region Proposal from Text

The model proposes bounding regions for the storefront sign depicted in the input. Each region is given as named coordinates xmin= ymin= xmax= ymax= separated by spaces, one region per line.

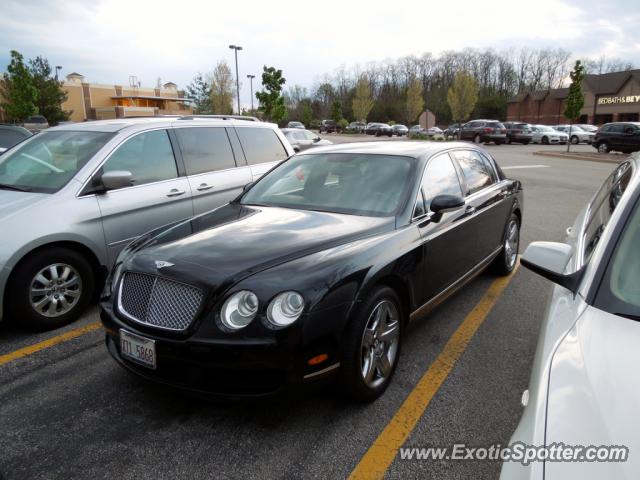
xmin=598 ymin=95 xmax=640 ymax=105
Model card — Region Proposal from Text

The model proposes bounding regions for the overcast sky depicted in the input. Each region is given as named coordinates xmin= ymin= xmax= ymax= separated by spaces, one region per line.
xmin=1 ymin=0 xmax=639 ymax=108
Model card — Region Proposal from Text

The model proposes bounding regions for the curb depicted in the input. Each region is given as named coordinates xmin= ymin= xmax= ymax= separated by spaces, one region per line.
xmin=532 ymin=151 xmax=627 ymax=164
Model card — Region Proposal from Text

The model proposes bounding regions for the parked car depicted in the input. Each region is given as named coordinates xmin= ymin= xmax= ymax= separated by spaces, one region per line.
xmin=502 ymin=157 xmax=638 ymax=480
xmin=530 ymin=125 xmax=568 ymax=145
xmin=0 ymin=117 xmax=294 ymax=329
xmin=392 ymin=124 xmax=409 ymax=136
xmin=409 ymin=125 xmax=425 ymax=135
xmin=281 ymin=128 xmax=332 ymax=152
xmin=426 ymin=126 xmax=443 ymax=135
xmin=0 ymin=125 xmax=32 ymax=153
xmin=365 ymin=123 xmax=393 ymax=137
xmin=319 ymin=120 xmax=341 ymax=133
xmin=592 ymin=122 xmax=640 ymax=154
xmin=444 ymin=123 xmax=461 ymax=139
xmin=575 ymin=123 xmax=598 ymax=133
xmin=346 ymin=121 xmax=366 ymax=133
xmin=286 ymin=121 xmax=305 ymax=129
xmin=22 ymin=115 xmax=49 ymax=132
xmin=553 ymin=124 xmax=594 ymax=144
xmin=503 ymin=122 xmax=532 ymax=145
xmin=459 ymin=120 xmax=507 ymax=145
xmin=100 ymin=142 xmax=523 ymax=400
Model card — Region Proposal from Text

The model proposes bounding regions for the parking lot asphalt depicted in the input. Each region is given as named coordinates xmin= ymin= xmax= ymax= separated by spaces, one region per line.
xmin=0 ymin=140 xmax=618 ymax=480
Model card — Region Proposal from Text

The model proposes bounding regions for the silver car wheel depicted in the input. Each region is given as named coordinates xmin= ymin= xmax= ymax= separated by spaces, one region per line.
xmin=29 ymin=263 xmax=82 ymax=318
xmin=360 ymin=300 xmax=400 ymax=389
xmin=504 ymin=220 xmax=519 ymax=268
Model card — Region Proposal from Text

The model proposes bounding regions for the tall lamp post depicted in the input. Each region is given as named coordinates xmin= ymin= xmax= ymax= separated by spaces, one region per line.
xmin=228 ymin=44 xmax=242 ymax=115
xmin=246 ymin=74 xmax=255 ymax=113
xmin=55 ymin=65 xmax=62 ymax=81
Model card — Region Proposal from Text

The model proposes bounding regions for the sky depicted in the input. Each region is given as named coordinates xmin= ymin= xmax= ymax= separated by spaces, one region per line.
xmin=1 ymin=0 xmax=639 ymax=109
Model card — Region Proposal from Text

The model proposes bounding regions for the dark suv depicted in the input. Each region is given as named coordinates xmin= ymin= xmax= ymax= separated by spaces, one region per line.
xmin=592 ymin=122 xmax=640 ymax=154
xmin=459 ymin=120 xmax=507 ymax=145
xmin=319 ymin=120 xmax=341 ymax=133
xmin=503 ymin=122 xmax=532 ymax=145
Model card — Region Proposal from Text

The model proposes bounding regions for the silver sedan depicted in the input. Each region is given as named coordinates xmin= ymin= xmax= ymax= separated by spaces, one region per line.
xmin=531 ymin=125 xmax=568 ymax=145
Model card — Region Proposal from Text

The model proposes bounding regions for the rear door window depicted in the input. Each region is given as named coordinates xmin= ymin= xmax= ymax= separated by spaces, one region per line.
xmin=175 ymin=127 xmax=236 ymax=175
xmin=235 ymin=127 xmax=288 ymax=165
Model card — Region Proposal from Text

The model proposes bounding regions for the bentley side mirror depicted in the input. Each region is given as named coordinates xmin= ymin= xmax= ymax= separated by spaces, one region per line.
xmin=521 ymin=241 xmax=583 ymax=292
xmin=314 ymin=137 xmax=321 ymax=143
xmin=101 ymin=170 xmax=133 ymax=191
xmin=430 ymin=194 xmax=465 ymax=215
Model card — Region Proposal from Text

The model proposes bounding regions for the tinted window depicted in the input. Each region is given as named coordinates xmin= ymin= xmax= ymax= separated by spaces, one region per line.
xmin=421 ymin=153 xmax=463 ymax=210
xmin=609 ymin=124 xmax=625 ymax=133
xmin=236 ymin=127 xmax=288 ymax=165
xmin=0 ymin=129 xmax=29 ymax=149
xmin=452 ymin=150 xmax=494 ymax=195
xmin=103 ymin=130 xmax=177 ymax=187
xmin=176 ymin=127 xmax=235 ymax=175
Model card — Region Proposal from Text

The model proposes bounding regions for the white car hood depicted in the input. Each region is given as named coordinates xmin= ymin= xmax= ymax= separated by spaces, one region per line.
xmin=0 ymin=189 xmax=50 ymax=222
xmin=545 ymin=305 xmax=640 ymax=479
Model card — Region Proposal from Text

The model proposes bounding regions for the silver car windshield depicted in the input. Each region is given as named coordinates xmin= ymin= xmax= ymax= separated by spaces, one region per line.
xmin=241 ymin=153 xmax=415 ymax=217
xmin=0 ymin=130 xmax=113 ymax=193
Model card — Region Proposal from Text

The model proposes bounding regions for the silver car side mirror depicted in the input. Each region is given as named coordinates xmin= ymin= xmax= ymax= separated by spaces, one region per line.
xmin=101 ymin=170 xmax=133 ymax=190
xmin=521 ymin=241 xmax=583 ymax=292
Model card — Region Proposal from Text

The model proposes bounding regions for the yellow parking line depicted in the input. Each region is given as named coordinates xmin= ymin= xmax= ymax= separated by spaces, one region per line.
xmin=349 ymin=263 xmax=520 ymax=480
xmin=0 ymin=321 xmax=102 ymax=367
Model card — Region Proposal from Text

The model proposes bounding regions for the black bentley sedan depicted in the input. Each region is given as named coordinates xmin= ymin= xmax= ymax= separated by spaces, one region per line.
xmin=100 ymin=142 xmax=523 ymax=401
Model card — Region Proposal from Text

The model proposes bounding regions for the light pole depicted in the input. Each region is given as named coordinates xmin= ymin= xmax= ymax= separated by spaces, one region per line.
xmin=246 ymin=74 xmax=255 ymax=112
xmin=55 ymin=65 xmax=62 ymax=81
xmin=229 ymin=44 xmax=242 ymax=115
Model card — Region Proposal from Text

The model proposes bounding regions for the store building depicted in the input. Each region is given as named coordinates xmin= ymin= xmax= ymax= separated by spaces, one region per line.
xmin=506 ymin=69 xmax=640 ymax=125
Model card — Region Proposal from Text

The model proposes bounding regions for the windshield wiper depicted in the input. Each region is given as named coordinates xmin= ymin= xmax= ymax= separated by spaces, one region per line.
xmin=0 ymin=183 xmax=31 ymax=192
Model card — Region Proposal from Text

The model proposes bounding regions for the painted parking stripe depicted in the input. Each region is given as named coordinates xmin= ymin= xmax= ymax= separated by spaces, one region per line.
xmin=0 ymin=321 xmax=101 ymax=367
xmin=501 ymin=165 xmax=549 ymax=170
xmin=349 ymin=262 xmax=520 ymax=480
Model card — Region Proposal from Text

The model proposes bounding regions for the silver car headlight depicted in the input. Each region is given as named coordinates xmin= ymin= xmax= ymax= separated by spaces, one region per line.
xmin=220 ymin=290 xmax=259 ymax=330
xmin=267 ymin=291 xmax=305 ymax=327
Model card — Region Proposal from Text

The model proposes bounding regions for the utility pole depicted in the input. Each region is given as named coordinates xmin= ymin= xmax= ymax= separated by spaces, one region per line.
xmin=55 ymin=65 xmax=62 ymax=81
xmin=246 ymin=74 xmax=255 ymax=112
xmin=229 ymin=45 xmax=243 ymax=114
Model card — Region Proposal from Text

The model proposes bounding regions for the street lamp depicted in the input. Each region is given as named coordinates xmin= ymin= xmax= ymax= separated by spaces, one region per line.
xmin=246 ymin=74 xmax=255 ymax=112
xmin=229 ymin=44 xmax=243 ymax=115
xmin=55 ymin=65 xmax=62 ymax=81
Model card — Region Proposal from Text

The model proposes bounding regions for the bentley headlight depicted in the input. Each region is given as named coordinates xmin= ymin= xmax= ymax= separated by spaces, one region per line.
xmin=221 ymin=290 xmax=259 ymax=330
xmin=267 ymin=291 xmax=305 ymax=327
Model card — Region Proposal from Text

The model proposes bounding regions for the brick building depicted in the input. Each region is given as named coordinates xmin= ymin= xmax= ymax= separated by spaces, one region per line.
xmin=507 ymin=69 xmax=640 ymax=125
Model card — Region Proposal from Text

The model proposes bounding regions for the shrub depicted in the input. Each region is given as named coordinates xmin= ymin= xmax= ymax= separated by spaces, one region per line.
xmin=309 ymin=119 xmax=321 ymax=130
xmin=338 ymin=118 xmax=349 ymax=131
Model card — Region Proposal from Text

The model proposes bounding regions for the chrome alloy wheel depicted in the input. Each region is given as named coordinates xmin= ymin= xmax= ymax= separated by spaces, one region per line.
xmin=360 ymin=300 xmax=400 ymax=389
xmin=505 ymin=219 xmax=519 ymax=269
xmin=29 ymin=263 xmax=82 ymax=318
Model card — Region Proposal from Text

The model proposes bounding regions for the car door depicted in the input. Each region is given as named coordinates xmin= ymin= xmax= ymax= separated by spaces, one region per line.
xmin=93 ymin=128 xmax=194 ymax=265
xmin=413 ymin=152 xmax=477 ymax=305
xmin=450 ymin=149 xmax=510 ymax=265
xmin=173 ymin=126 xmax=252 ymax=216
xmin=233 ymin=126 xmax=291 ymax=181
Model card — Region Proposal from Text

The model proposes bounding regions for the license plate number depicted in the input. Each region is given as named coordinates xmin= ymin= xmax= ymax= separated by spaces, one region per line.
xmin=120 ymin=329 xmax=156 ymax=369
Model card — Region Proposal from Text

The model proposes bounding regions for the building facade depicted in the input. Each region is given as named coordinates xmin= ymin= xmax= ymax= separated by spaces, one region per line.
xmin=507 ymin=69 xmax=640 ymax=125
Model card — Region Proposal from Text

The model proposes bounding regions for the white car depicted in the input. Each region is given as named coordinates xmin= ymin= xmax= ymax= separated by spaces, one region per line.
xmin=501 ymin=155 xmax=640 ymax=479
xmin=531 ymin=125 xmax=568 ymax=144
xmin=554 ymin=125 xmax=595 ymax=144
xmin=576 ymin=124 xmax=599 ymax=133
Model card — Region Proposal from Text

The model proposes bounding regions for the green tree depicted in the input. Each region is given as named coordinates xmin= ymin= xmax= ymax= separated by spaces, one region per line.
xmin=352 ymin=76 xmax=374 ymax=123
xmin=256 ymin=65 xmax=286 ymax=123
xmin=28 ymin=56 xmax=70 ymax=125
xmin=405 ymin=79 xmax=424 ymax=124
xmin=0 ymin=50 xmax=37 ymax=121
xmin=330 ymin=100 xmax=342 ymax=123
xmin=211 ymin=61 xmax=235 ymax=115
xmin=186 ymin=73 xmax=212 ymax=113
xmin=563 ymin=60 xmax=586 ymax=152
xmin=447 ymin=72 xmax=478 ymax=132
xmin=300 ymin=99 xmax=313 ymax=127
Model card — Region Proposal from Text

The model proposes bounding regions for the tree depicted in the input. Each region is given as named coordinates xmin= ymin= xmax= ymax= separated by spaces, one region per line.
xmin=352 ymin=76 xmax=374 ymax=122
xmin=210 ymin=61 xmax=235 ymax=115
xmin=28 ymin=56 xmax=70 ymax=125
xmin=0 ymin=50 xmax=38 ymax=122
xmin=300 ymin=99 xmax=313 ymax=127
xmin=405 ymin=79 xmax=424 ymax=124
xmin=447 ymin=72 xmax=478 ymax=130
xmin=186 ymin=73 xmax=212 ymax=114
xmin=563 ymin=60 xmax=586 ymax=152
xmin=330 ymin=100 xmax=342 ymax=123
xmin=256 ymin=66 xmax=287 ymax=123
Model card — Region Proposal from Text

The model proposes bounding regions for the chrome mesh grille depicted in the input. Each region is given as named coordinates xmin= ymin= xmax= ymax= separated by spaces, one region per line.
xmin=118 ymin=272 xmax=203 ymax=331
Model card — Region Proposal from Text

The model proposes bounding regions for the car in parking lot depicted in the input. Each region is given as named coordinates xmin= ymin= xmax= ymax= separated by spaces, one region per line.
xmin=0 ymin=125 xmax=32 ymax=153
xmin=576 ymin=124 xmax=598 ymax=133
xmin=22 ymin=115 xmax=50 ymax=133
xmin=281 ymin=128 xmax=332 ymax=152
xmin=592 ymin=122 xmax=640 ymax=154
xmin=365 ymin=123 xmax=393 ymax=137
xmin=408 ymin=125 xmax=425 ymax=136
xmin=503 ymin=122 xmax=532 ymax=145
xmin=530 ymin=125 xmax=568 ymax=145
xmin=346 ymin=121 xmax=366 ymax=133
xmin=286 ymin=121 xmax=305 ymax=129
xmin=100 ymin=141 xmax=523 ymax=401
xmin=459 ymin=120 xmax=507 ymax=145
xmin=319 ymin=120 xmax=341 ymax=134
xmin=392 ymin=124 xmax=408 ymax=136
xmin=444 ymin=123 xmax=461 ymax=139
xmin=0 ymin=116 xmax=293 ymax=329
xmin=502 ymin=157 xmax=639 ymax=479
xmin=553 ymin=124 xmax=594 ymax=144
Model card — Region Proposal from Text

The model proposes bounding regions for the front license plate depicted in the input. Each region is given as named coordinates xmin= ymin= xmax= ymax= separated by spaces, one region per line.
xmin=120 ymin=329 xmax=156 ymax=370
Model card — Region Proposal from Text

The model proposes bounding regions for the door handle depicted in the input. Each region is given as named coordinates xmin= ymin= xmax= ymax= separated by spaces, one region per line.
xmin=166 ymin=188 xmax=186 ymax=197
xmin=465 ymin=205 xmax=476 ymax=215
xmin=197 ymin=183 xmax=214 ymax=191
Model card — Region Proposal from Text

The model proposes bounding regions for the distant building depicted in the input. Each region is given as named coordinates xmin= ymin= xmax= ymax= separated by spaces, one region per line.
xmin=507 ymin=69 xmax=640 ymax=125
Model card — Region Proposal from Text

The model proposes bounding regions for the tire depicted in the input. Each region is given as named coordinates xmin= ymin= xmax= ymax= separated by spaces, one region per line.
xmin=7 ymin=247 xmax=94 ymax=330
xmin=506 ymin=137 xmax=512 ymax=144
xmin=522 ymin=141 xmax=530 ymax=145
xmin=339 ymin=286 xmax=403 ymax=402
xmin=494 ymin=141 xmax=502 ymax=145
xmin=542 ymin=136 xmax=549 ymax=145
xmin=597 ymin=141 xmax=610 ymax=154
xmin=571 ymin=135 xmax=579 ymax=145
xmin=491 ymin=213 xmax=520 ymax=276
xmin=473 ymin=134 xmax=481 ymax=144
xmin=387 ymin=133 xmax=392 ymax=137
